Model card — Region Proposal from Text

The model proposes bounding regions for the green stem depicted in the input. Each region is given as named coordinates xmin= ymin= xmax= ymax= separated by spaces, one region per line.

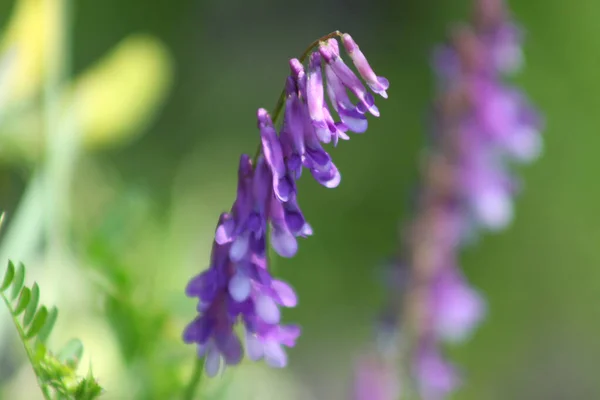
xmin=43 ymin=0 xmax=75 ymax=264
xmin=182 ymin=357 xmax=204 ymax=400
xmin=0 ymin=293 xmax=52 ymax=400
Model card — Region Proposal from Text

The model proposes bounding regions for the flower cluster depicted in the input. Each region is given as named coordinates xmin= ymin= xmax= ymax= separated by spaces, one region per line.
xmin=352 ymin=1 xmax=542 ymax=399
xmin=413 ymin=1 xmax=543 ymax=398
xmin=183 ymin=32 xmax=388 ymax=376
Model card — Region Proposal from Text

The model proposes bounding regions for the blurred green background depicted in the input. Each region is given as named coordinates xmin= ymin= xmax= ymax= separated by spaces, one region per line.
xmin=0 ymin=0 xmax=598 ymax=399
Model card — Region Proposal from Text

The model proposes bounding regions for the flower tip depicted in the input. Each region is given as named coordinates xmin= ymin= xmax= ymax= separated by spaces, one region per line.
xmin=324 ymin=169 xmax=342 ymax=188
xmin=309 ymin=51 xmax=322 ymax=66
xmin=341 ymin=33 xmax=358 ymax=53
xmin=257 ymin=107 xmax=270 ymax=122
xmin=289 ymin=58 xmax=304 ymax=77
xmin=318 ymin=42 xmax=335 ymax=63
xmin=271 ymin=229 xmax=298 ymax=258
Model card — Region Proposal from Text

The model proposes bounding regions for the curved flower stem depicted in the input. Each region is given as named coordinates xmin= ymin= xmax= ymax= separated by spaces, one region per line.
xmin=182 ymin=356 xmax=205 ymax=400
xmin=252 ymin=30 xmax=343 ymax=163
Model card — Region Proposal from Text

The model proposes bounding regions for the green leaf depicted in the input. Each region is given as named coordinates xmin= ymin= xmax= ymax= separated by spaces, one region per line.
xmin=58 ymin=338 xmax=84 ymax=368
xmin=36 ymin=306 xmax=58 ymax=343
xmin=10 ymin=262 xmax=25 ymax=300
xmin=24 ymin=283 xmax=40 ymax=326
xmin=13 ymin=287 xmax=30 ymax=316
xmin=25 ymin=306 xmax=48 ymax=339
xmin=33 ymin=341 xmax=47 ymax=363
xmin=0 ymin=260 xmax=15 ymax=291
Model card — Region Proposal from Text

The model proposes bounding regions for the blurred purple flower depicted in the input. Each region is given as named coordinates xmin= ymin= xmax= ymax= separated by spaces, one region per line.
xmin=352 ymin=352 xmax=400 ymax=400
xmin=415 ymin=343 xmax=461 ymax=400
xmin=354 ymin=1 xmax=542 ymax=399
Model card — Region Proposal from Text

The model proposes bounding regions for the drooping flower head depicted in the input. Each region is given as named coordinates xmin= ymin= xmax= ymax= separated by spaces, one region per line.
xmin=184 ymin=31 xmax=388 ymax=375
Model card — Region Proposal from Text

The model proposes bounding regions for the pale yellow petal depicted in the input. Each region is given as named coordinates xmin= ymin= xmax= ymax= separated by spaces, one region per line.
xmin=68 ymin=34 xmax=174 ymax=149
xmin=0 ymin=0 xmax=55 ymax=102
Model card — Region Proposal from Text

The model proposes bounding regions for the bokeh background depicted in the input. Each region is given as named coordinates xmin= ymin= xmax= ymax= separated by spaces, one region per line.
xmin=0 ymin=0 xmax=597 ymax=399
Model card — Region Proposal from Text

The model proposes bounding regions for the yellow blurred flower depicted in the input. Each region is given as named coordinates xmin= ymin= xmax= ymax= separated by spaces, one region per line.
xmin=0 ymin=0 xmax=174 ymax=156
xmin=66 ymin=34 xmax=174 ymax=149
xmin=0 ymin=0 xmax=55 ymax=103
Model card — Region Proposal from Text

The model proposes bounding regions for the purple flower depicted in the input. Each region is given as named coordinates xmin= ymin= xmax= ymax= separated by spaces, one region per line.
xmin=473 ymin=0 xmax=524 ymax=74
xmin=352 ymin=352 xmax=400 ymax=400
xmin=325 ymin=63 xmax=369 ymax=133
xmin=470 ymin=79 xmax=543 ymax=162
xmin=415 ymin=343 xmax=461 ymax=400
xmin=341 ymin=33 xmax=389 ymax=99
xmin=259 ymin=108 xmax=293 ymax=202
xmin=320 ymin=39 xmax=380 ymax=117
xmin=245 ymin=323 xmax=301 ymax=368
xmin=287 ymin=57 xmax=342 ymax=189
xmin=431 ymin=265 xmax=486 ymax=343
xmin=306 ymin=52 xmax=331 ymax=143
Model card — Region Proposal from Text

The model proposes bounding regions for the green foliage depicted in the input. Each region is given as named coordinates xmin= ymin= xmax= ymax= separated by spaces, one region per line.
xmin=0 ymin=260 xmax=103 ymax=400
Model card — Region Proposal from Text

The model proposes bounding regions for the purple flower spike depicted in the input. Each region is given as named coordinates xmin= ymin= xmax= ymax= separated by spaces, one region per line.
xmin=342 ymin=34 xmax=389 ymax=99
xmin=258 ymin=108 xmax=293 ymax=202
xmin=306 ymin=52 xmax=331 ymax=143
xmin=320 ymin=39 xmax=380 ymax=117
xmin=185 ymin=32 xmax=389 ymax=376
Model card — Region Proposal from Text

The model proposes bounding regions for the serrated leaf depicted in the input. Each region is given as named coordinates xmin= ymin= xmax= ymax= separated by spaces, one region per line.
xmin=58 ymin=338 xmax=84 ymax=368
xmin=23 ymin=283 xmax=40 ymax=326
xmin=36 ymin=306 xmax=58 ymax=343
xmin=0 ymin=260 xmax=15 ymax=291
xmin=13 ymin=287 xmax=30 ymax=315
xmin=10 ymin=262 xmax=25 ymax=300
xmin=25 ymin=306 xmax=47 ymax=339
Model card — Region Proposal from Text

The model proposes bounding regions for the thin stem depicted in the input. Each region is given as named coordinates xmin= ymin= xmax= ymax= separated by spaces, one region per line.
xmin=0 ymin=293 xmax=52 ymax=400
xmin=182 ymin=357 xmax=204 ymax=400
xmin=43 ymin=0 xmax=75 ymax=265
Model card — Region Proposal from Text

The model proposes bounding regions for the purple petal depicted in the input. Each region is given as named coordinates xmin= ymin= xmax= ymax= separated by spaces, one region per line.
xmin=255 ymin=295 xmax=281 ymax=324
xmin=263 ymin=341 xmax=287 ymax=368
xmin=341 ymin=34 xmax=389 ymax=98
xmin=218 ymin=334 xmax=243 ymax=366
xmin=271 ymin=280 xmax=298 ymax=307
xmin=228 ymin=271 xmax=252 ymax=302
xmin=205 ymin=345 xmax=222 ymax=377
xmin=258 ymin=108 xmax=290 ymax=202
xmin=215 ymin=218 xmax=235 ymax=245
xmin=246 ymin=333 xmax=264 ymax=361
